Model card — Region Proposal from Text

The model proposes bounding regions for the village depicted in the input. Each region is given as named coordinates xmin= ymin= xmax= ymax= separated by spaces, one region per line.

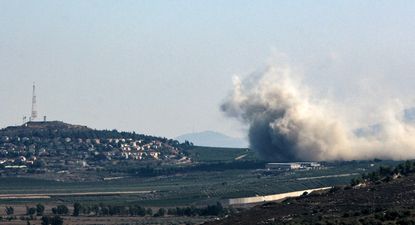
xmin=0 ymin=121 xmax=193 ymax=179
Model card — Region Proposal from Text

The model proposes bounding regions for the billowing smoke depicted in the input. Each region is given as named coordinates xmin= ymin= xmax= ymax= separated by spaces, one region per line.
xmin=221 ymin=65 xmax=415 ymax=161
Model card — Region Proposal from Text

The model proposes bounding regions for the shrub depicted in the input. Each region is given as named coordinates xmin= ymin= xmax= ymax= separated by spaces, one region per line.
xmin=36 ymin=204 xmax=45 ymax=216
xmin=5 ymin=206 xmax=14 ymax=215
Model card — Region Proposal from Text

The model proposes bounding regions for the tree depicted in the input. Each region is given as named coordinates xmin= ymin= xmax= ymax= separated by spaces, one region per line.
xmin=158 ymin=208 xmax=166 ymax=217
xmin=41 ymin=216 xmax=50 ymax=225
xmin=167 ymin=208 xmax=177 ymax=215
xmin=50 ymin=215 xmax=64 ymax=225
xmin=379 ymin=166 xmax=392 ymax=176
xmin=5 ymin=206 xmax=14 ymax=215
xmin=73 ymin=203 xmax=82 ymax=216
xmin=128 ymin=205 xmax=145 ymax=216
xmin=37 ymin=204 xmax=45 ymax=216
xmin=41 ymin=215 xmax=63 ymax=225
xmin=32 ymin=159 xmax=46 ymax=168
xmin=52 ymin=205 xmax=69 ymax=215
xmin=154 ymin=208 xmax=166 ymax=217
xmin=146 ymin=208 xmax=153 ymax=216
xmin=26 ymin=207 xmax=36 ymax=216
xmin=200 ymin=202 xmax=224 ymax=216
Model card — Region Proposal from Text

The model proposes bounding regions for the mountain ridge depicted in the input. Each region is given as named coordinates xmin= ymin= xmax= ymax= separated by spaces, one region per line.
xmin=176 ymin=130 xmax=248 ymax=148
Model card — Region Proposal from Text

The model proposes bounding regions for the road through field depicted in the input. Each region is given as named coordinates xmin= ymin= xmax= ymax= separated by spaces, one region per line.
xmin=0 ymin=190 xmax=154 ymax=199
xmin=295 ymin=173 xmax=360 ymax=181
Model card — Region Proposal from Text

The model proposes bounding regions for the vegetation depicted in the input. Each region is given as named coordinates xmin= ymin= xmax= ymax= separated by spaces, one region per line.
xmin=106 ymin=160 xmax=267 ymax=177
xmin=206 ymin=160 xmax=415 ymax=225
xmin=351 ymin=160 xmax=415 ymax=186
xmin=0 ymin=201 xmax=231 ymax=225
xmin=187 ymin=146 xmax=258 ymax=162
xmin=0 ymin=121 xmax=194 ymax=182
xmin=26 ymin=206 xmax=36 ymax=217
xmin=1 ymin=122 xmax=410 ymax=225
xmin=36 ymin=204 xmax=45 ymax=216
xmin=41 ymin=215 xmax=63 ymax=225
xmin=52 ymin=201 xmax=227 ymax=217
xmin=51 ymin=205 xmax=69 ymax=215
xmin=72 ymin=202 xmax=81 ymax=216
xmin=5 ymin=206 xmax=14 ymax=215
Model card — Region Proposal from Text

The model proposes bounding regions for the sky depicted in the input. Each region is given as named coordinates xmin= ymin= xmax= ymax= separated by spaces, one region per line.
xmin=1 ymin=0 xmax=415 ymax=139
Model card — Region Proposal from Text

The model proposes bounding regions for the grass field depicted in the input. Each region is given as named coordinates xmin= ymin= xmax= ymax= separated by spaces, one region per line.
xmin=0 ymin=147 xmax=405 ymax=225
xmin=187 ymin=146 xmax=259 ymax=162
xmin=0 ymin=147 xmax=405 ymax=209
xmin=0 ymin=161 xmax=403 ymax=207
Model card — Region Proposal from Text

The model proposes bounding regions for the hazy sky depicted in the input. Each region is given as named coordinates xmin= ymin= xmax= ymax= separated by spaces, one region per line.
xmin=1 ymin=1 xmax=415 ymax=139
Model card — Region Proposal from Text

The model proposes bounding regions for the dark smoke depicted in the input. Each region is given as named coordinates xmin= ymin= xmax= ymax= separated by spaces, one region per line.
xmin=221 ymin=65 xmax=415 ymax=161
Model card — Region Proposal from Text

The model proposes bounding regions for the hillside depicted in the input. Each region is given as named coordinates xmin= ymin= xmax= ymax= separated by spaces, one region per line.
xmin=176 ymin=131 xmax=248 ymax=148
xmin=0 ymin=121 xmax=193 ymax=181
xmin=187 ymin=146 xmax=258 ymax=162
xmin=205 ymin=161 xmax=415 ymax=225
xmin=2 ymin=121 xmax=90 ymax=132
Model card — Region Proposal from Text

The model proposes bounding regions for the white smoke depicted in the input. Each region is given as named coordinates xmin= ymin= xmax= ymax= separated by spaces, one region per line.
xmin=221 ymin=64 xmax=415 ymax=161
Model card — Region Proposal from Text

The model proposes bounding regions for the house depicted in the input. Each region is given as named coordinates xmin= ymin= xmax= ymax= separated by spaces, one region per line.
xmin=149 ymin=151 xmax=160 ymax=159
xmin=266 ymin=163 xmax=301 ymax=170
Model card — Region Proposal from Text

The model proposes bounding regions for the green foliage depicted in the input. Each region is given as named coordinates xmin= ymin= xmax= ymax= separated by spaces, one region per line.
xmin=154 ymin=208 xmax=166 ymax=217
xmin=62 ymin=202 xmax=225 ymax=217
xmin=0 ymin=122 xmax=192 ymax=151
xmin=5 ymin=206 xmax=14 ymax=215
xmin=397 ymin=219 xmax=415 ymax=225
xmin=352 ymin=160 xmax=415 ymax=186
xmin=146 ymin=208 xmax=153 ymax=216
xmin=73 ymin=203 xmax=149 ymax=216
xmin=187 ymin=146 xmax=258 ymax=162
xmin=26 ymin=207 xmax=36 ymax=216
xmin=36 ymin=204 xmax=45 ymax=216
xmin=52 ymin=205 xmax=69 ymax=215
xmin=41 ymin=215 xmax=63 ymax=225
xmin=73 ymin=202 xmax=81 ymax=216
xmin=167 ymin=202 xmax=225 ymax=217
xmin=128 ymin=205 xmax=146 ymax=216
xmin=105 ymin=161 xmax=266 ymax=177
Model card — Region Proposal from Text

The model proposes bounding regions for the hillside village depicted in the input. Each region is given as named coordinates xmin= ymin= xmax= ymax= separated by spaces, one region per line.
xmin=0 ymin=121 xmax=193 ymax=180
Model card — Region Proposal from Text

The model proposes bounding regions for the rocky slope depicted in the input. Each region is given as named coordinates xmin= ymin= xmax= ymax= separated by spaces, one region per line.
xmin=205 ymin=164 xmax=415 ymax=225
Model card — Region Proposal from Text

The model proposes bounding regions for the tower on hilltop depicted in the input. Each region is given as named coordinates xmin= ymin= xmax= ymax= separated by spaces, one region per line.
xmin=30 ymin=82 xmax=37 ymax=121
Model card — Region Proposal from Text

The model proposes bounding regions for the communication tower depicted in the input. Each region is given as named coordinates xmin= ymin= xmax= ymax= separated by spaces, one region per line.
xmin=30 ymin=82 xmax=38 ymax=121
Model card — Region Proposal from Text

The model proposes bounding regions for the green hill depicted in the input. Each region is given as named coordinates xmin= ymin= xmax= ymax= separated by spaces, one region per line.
xmin=187 ymin=146 xmax=259 ymax=162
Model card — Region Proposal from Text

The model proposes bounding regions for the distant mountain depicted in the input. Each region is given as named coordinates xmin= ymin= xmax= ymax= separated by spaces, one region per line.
xmin=405 ymin=107 xmax=415 ymax=123
xmin=176 ymin=131 xmax=248 ymax=148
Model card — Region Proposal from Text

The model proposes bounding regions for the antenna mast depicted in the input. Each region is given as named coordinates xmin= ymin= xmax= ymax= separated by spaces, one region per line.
xmin=31 ymin=82 xmax=37 ymax=121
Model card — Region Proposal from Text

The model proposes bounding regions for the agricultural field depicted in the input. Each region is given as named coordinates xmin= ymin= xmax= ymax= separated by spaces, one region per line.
xmin=0 ymin=146 xmax=405 ymax=225
xmin=0 ymin=147 xmax=402 ymax=206
xmin=187 ymin=146 xmax=258 ymax=162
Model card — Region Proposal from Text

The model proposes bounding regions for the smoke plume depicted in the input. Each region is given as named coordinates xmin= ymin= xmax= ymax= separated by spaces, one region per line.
xmin=221 ymin=65 xmax=415 ymax=161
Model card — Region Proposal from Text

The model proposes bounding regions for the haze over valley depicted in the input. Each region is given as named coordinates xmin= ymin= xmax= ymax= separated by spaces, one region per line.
xmin=1 ymin=1 xmax=415 ymax=225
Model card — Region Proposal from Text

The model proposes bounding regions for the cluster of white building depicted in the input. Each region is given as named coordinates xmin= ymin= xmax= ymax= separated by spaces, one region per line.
xmin=266 ymin=162 xmax=322 ymax=171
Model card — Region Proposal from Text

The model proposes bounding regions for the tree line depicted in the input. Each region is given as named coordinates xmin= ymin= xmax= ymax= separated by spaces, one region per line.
xmin=2 ymin=202 xmax=227 ymax=221
xmin=106 ymin=161 xmax=266 ymax=177
xmin=351 ymin=160 xmax=415 ymax=186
